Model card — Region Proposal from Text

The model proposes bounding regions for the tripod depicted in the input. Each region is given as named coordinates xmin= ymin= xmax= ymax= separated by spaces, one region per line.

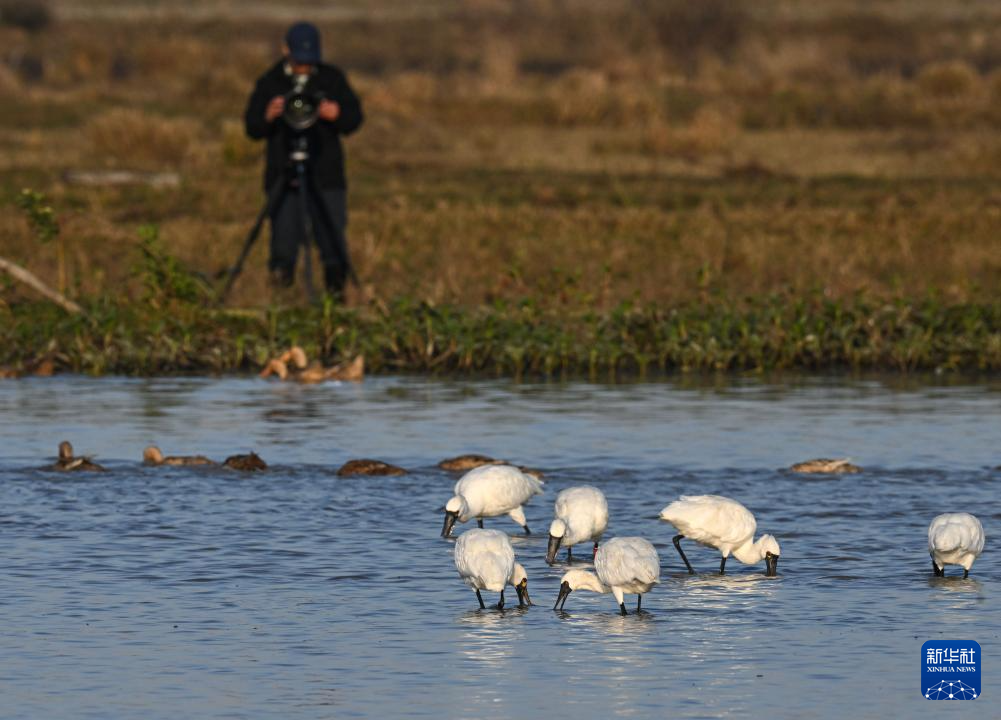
xmin=220 ymin=134 xmax=358 ymax=303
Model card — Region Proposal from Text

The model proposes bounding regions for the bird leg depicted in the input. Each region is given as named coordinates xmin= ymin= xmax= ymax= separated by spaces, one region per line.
xmin=567 ymin=545 xmax=573 ymax=563
xmin=636 ymin=595 xmax=642 ymax=612
xmin=931 ymin=559 xmax=944 ymax=577
xmin=522 ymin=525 xmax=531 ymax=535
xmin=964 ymin=569 xmax=969 ymax=579
xmin=477 ymin=518 xmax=484 ymax=528
xmin=475 ymin=589 xmax=486 ymax=609
xmin=719 ymin=556 xmax=727 ymax=575
xmin=619 ymin=602 xmax=628 ymax=616
xmin=496 ymin=589 xmax=505 ymax=610
xmin=673 ymin=534 xmax=695 ymax=574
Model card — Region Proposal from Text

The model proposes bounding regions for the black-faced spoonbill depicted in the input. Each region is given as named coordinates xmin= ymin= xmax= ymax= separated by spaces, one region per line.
xmin=546 ymin=485 xmax=609 ymax=565
xmin=553 ymin=536 xmax=659 ymax=616
xmin=659 ymin=495 xmax=780 ymax=576
xmin=441 ymin=464 xmax=544 ymax=537
xmin=929 ymin=513 xmax=985 ymax=579
xmin=453 ymin=528 xmax=531 ymax=609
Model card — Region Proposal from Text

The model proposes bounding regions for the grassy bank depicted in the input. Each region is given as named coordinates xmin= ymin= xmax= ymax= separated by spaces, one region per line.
xmin=2 ymin=1 xmax=1000 ymax=377
xmin=4 ymin=288 xmax=999 ymax=377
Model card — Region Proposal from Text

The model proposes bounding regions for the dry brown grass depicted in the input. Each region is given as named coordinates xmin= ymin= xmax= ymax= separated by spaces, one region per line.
xmin=3 ymin=1 xmax=1001 ymax=313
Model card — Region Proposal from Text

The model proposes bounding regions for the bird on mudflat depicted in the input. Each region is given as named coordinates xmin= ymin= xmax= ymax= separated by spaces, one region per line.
xmin=546 ymin=485 xmax=608 ymax=565
xmin=223 ymin=452 xmax=268 ymax=471
xmin=453 ymin=528 xmax=531 ymax=609
xmin=50 ymin=441 xmax=105 ymax=472
xmin=143 ymin=446 xmax=215 ymax=466
xmin=441 ymin=464 xmax=544 ymax=537
xmin=659 ymin=495 xmax=780 ymax=576
xmin=554 ymin=536 xmax=660 ymax=615
xmin=929 ymin=513 xmax=984 ymax=579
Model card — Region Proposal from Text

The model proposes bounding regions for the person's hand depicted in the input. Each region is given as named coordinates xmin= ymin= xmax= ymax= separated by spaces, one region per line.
xmin=265 ymin=95 xmax=285 ymax=123
xmin=318 ymin=99 xmax=341 ymax=122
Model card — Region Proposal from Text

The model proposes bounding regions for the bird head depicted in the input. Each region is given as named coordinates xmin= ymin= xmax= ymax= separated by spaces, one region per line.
xmin=546 ymin=518 xmax=567 ymax=565
xmin=760 ymin=534 xmax=781 ymax=575
xmin=510 ymin=562 xmax=531 ymax=607
xmin=440 ymin=495 xmax=467 ymax=537
xmin=58 ymin=441 xmax=74 ymax=461
xmin=553 ymin=569 xmax=602 ymax=610
xmin=143 ymin=446 xmax=164 ymax=465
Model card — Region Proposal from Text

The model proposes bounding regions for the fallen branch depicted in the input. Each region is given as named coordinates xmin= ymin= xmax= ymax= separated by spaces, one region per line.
xmin=0 ymin=255 xmax=85 ymax=315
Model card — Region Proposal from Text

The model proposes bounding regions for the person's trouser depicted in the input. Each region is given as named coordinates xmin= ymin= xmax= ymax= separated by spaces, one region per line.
xmin=268 ymin=186 xmax=348 ymax=294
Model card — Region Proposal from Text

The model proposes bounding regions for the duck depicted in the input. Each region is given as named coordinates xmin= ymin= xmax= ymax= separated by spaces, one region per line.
xmin=554 ymin=537 xmax=660 ymax=615
xmin=441 ymin=464 xmax=544 ymax=537
xmin=438 ymin=454 xmax=503 ymax=471
xmin=453 ymin=528 xmax=531 ymax=609
xmin=546 ymin=485 xmax=609 ymax=565
xmin=789 ymin=458 xmax=861 ymax=474
xmin=50 ymin=440 xmax=105 ymax=472
xmin=929 ymin=513 xmax=985 ymax=579
xmin=223 ymin=452 xmax=268 ymax=471
xmin=438 ymin=454 xmax=544 ymax=479
xmin=143 ymin=445 xmax=215 ymax=466
xmin=659 ymin=495 xmax=780 ymax=576
xmin=336 ymin=459 xmax=406 ymax=476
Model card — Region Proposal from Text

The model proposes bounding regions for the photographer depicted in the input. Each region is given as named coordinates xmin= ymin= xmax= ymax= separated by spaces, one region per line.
xmin=244 ymin=22 xmax=363 ymax=296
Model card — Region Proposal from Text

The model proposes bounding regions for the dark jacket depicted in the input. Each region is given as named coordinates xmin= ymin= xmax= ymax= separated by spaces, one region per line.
xmin=244 ymin=61 xmax=363 ymax=191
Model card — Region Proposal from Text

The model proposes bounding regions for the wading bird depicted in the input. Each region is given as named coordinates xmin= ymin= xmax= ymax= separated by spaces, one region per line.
xmin=143 ymin=446 xmax=215 ymax=466
xmin=546 ymin=485 xmax=608 ymax=565
xmin=441 ymin=464 xmax=543 ymax=537
xmin=453 ymin=528 xmax=531 ymax=609
xmin=789 ymin=458 xmax=861 ymax=474
xmin=554 ymin=536 xmax=659 ymax=615
xmin=336 ymin=459 xmax=406 ymax=476
xmin=223 ymin=452 xmax=268 ymax=471
xmin=929 ymin=513 xmax=984 ymax=579
xmin=659 ymin=495 xmax=780 ymax=576
xmin=50 ymin=441 xmax=105 ymax=472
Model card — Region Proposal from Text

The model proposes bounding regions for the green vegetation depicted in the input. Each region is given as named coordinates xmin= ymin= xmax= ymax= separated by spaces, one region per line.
xmin=2 ymin=1 xmax=1000 ymax=377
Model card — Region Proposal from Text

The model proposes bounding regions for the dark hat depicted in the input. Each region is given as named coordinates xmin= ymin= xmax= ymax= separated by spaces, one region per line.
xmin=285 ymin=22 xmax=321 ymax=64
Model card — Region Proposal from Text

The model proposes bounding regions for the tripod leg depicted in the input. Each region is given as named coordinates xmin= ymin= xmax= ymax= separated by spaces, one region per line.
xmin=220 ymin=178 xmax=288 ymax=302
xmin=293 ymin=162 xmax=318 ymax=303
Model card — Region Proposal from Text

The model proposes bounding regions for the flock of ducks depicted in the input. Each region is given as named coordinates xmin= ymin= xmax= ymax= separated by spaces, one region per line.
xmin=43 ymin=444 xmax=986 ymax=614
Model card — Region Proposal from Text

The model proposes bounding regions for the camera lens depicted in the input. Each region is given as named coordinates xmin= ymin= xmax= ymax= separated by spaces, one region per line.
xmin=283 ymin=90 xmax=319 ymax=131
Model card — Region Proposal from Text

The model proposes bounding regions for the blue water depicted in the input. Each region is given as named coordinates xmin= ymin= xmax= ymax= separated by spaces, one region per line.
xmin=1 ymin=375 xmax=998 ymax=718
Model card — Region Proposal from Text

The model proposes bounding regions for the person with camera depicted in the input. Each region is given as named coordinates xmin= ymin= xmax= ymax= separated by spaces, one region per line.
xmin=244 ymin=21 xmax=363 ymax=297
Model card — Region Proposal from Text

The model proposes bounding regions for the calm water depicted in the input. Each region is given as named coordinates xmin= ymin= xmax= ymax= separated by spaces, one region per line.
xmin=1 ymin=375 xmax=998 ymax=719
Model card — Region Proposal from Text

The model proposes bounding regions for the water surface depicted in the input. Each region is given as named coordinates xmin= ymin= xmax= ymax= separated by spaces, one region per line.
xmin=1 ymin=375 xmax=998 ymax=718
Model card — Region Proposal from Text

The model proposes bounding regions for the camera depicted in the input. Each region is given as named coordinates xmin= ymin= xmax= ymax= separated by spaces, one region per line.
xmin=283 ymin=75 xmax=325 ymax=131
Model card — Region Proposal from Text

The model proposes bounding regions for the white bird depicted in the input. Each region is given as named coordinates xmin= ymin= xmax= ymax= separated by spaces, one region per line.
xmin=554 ymin=537 xmax=660 ymax=615
xmin=659 ymin=495 xmax=780 ymax=576
xmin=453 ymin=528 xmax=531 ymax=609
xmin=928 ymin=513 xmax=985 ymax=579
xmin=441 ymin=464 xmax=544 ymax=537
xmin=546 ymin=485 xmax=609 ymax=565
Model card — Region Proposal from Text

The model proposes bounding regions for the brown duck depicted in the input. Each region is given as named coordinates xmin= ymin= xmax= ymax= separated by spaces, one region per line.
xmin=789 ymin=458 xmax=862 ymax=474
xmin=223 ymin=452 xmax=268 ymax=471
xmin=337 ymin=459 xmax=407 ymax=476
xmin=143 ymin=446 xmax=215 ymax=466
xmin=51 ymin=440 xmax=105 ymax=472
xmin=438 ymin=454 xmax=504 ymax=471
